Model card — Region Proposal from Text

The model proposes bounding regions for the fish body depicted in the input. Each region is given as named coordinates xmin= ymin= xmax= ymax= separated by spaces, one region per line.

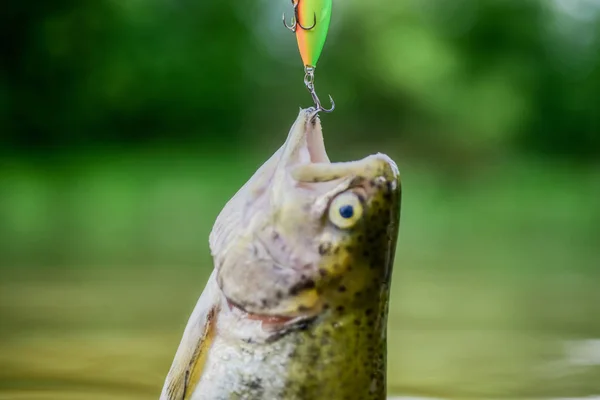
xmin=295 ymin=0 xmax=333 ymax=68
xmin=160 ymin=108 xmax=401 ymax=400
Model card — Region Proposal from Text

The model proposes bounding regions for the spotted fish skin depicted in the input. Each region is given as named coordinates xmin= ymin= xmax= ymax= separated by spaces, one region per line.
xmin=160 ymin=108 xmax=401 ymax=400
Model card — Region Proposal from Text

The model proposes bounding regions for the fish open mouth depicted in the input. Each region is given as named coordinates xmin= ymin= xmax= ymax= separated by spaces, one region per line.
xmin=215 ymin=108 xmax=382 ymax=328
xmin=280 ymin=108 xmax=331 ymax=168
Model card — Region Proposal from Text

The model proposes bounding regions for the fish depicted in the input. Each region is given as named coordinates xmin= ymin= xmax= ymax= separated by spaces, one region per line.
xmin=159 ymin=107 xmax=401 ymax=400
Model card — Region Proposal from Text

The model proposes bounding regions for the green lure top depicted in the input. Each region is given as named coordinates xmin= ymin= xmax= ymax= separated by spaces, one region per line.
xmin=283 ymin=0 xmax=335 ymax=113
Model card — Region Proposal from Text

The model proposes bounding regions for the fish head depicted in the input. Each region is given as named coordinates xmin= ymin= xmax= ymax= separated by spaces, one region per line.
xmin=210 ymin=108 xmax=401 ymax=325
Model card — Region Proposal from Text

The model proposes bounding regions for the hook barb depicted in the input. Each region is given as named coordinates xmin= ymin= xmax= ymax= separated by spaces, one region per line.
xmin=283 ymin=1 xmax=317 ymax=32
xmin=317 ymin=94 xmax=335 ymax=113
xmin=296 ymin=12 xmax=317 ymax=31
xmin=304 ymin=66 xmax=335 ymax=114
xmin=282 ymin=13 xmax=296 ymax=32
xmin=311 ymin=93 xmax=335 ymax=113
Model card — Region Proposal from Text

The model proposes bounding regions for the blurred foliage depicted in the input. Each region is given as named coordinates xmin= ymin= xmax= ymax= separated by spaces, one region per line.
xmin=1 ymin=0 xmax=600 ymax=158
xmin=1 ymin=0 xmax=600 ymax=267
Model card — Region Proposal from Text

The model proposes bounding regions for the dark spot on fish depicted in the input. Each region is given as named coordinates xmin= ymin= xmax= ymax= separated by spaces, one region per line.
xmin=272 ymin=231 xmax=280 ymax=240
xmin=298 ymin=305 xmax=309 ymax=312
xmin=261 ymin=299 xmax=268 ymax=307
xmin=318 ymin=242 xmax=331 ymax=255
xmin=338 ymin=285 xmax=347 ymax=293
xmin=354 ymin=319 xmax=361 ymax=326
xmin=276 ymin=290 xmax=283 ymax=299
xmin=322 ymin=303 xmax=330 ymax=310
xmin=365 ymin=308 xmax=373 ymax=316
xmin=336 ymin=305 xmax=345 ymax=313
xmin=246 ymin=377 xmax=263 ymax=391
xmin=354 ymin=291 xmax=362 ymax=298
xmin=363 ymin=250 xmax=371 ymax=258
xmin=289 ymin=279 xmax=316 ymax=295
xmin=345 ymin=245 xmax=354 ymax=253
xmin=319 ymin=268 xmax=328 ymax=277
xmin=333 ymin=263 xmax=341 ymax=270
xmin=298 ymin=320 xmax=311 ymax=330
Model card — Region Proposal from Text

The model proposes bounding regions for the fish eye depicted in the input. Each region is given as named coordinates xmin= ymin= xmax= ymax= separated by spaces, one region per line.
xmin=328 ymin=192 xmax=363 ymax=229
xmin=339 ymin=204 xmax=354 ymax=219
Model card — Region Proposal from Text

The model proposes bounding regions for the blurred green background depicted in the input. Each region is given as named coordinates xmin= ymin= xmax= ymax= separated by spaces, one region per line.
xmin=1 ymin=0 xmax=600 ymax=399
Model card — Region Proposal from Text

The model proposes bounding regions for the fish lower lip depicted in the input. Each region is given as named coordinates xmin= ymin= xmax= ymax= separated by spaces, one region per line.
xmin=226 ymin=298 xmax=298 ymax=325
xmin=305 ymin=113 xmax=329 ymax=164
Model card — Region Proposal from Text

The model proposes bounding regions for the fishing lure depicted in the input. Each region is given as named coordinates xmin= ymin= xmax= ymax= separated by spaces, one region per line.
xmin=283 ymin=0 xmax=335 ymax=113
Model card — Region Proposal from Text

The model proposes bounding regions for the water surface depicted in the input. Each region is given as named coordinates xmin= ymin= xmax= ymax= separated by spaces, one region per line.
xmin=1 ymin=266 xmax=599 ymax=399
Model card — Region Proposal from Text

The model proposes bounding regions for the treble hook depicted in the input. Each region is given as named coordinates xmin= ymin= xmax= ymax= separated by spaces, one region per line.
xmin=304 ymin=66 xmax=335 ymax=113
xmin=282 ymin=0 xmax=317 ymax=32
